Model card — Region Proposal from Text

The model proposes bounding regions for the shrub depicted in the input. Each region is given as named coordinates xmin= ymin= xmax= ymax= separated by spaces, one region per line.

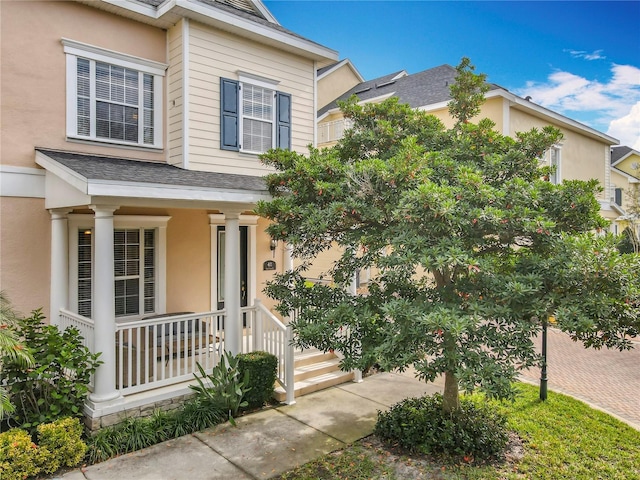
xmin=0 ymin=428 xmax=48 ymax=480
xmin=178 ymin=396 xmax=226 ymax=432
xmin=190 ymin=351 xmax=250 ymax=423
xmin=37 ymin=417 xmax=87 ymax=473
xmin=237 ymin=351 xmax=278 ymax=409
xmin=374 ymin=393 xmax=508 ymax=463
xmin=2 ymin=309 xmax=101 ymax=431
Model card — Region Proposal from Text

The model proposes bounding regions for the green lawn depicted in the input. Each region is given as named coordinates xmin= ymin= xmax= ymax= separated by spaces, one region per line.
xmin=276 ymin=383 xmax=640 ymax=480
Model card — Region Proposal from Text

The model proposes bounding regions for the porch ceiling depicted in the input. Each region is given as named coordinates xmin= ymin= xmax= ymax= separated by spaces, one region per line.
xmin=35 ymin=148 xmax=271 ymax=210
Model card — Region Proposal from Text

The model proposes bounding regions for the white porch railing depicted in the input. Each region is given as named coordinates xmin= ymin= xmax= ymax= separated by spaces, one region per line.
xmin=253 ymin=299 xmax=295 ymax=404
xmin=57 ymin=303 xmax=295 ymax=402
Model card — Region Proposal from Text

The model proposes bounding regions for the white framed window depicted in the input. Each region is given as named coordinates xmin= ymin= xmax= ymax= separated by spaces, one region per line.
xmin=546 ymin=146 xmax=561 ymax=184
xmin=63 ymin=39 xmax=166 ymax=149
xmin=69 ymin=215 xmax=169 ymax=319
xmin=220 ymin=74 xmax=291 ymax=153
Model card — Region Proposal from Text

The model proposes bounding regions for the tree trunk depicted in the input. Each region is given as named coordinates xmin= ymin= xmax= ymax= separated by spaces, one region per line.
xmin=442 ymin=370 xmax=460 ymax=413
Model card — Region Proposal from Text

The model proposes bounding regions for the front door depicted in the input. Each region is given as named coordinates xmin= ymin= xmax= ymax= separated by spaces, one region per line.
xmin=216 ymin=225 xmax=248 ymax=311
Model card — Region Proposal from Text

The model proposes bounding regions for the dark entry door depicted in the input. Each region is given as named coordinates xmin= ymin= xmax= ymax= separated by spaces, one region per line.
xmin=216 ymin=225 xmax=248 ymax=311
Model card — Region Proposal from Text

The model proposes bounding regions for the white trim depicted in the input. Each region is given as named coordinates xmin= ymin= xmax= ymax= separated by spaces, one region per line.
xmin=63 ymin=39 xmax=166 ymax=149
xmin=611 ymin=147 xmax=640 ymax=167
xmin=209 ymin=214 xmax=259 ymax=311
xmin=485 ymin=89 xmax=619 ymax=145
xmin=238 ymin=71 xmax=280 ymax=89
xmin=67 ymin=214 xmax=170 ymax=318
xmin=313 ymin=61 xmax=318 ymax=147
xmin=182 ymin=18 xmax=190 ymax=169
xmin=35 ymin=151 xmax=270 ymax=205
xmin=317 ymin=58 xmax=365 ymax=83
xmin=502 ymin=98 xmax=510 ymax=136
xmin=85 ymin=0 xmax=337 ymax=61
xmin=319 ymin=91 xmax=398 ymax=120
xmin=250 ymin=0 xmax=279 ymax=24
xmin=0 ymin=165 xmax=45 ymax=198
xmin=612 ymin=166 xmax=640 ymax=183
xmin=62 ymin=39 xmax=168 ymax=75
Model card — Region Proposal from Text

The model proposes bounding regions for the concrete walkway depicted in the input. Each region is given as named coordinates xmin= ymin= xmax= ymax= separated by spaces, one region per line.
xmin=56 ymin=371 xmax=444 ymax=480
xmin=55 ymin=332 xmax=639 ymax=480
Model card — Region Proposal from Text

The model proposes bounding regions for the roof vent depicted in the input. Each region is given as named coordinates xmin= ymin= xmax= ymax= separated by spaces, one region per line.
xmin=354 ymin=86 xmax=371 ymax=94
xmin=375 ymin=80 xmax=396 ymax=88
xmin=525 ymin=96 xmax=532 ymax=101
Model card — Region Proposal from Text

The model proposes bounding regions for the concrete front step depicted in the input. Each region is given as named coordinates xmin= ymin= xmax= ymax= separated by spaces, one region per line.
xmin=274 ymin=349 xmax=355 ymax=402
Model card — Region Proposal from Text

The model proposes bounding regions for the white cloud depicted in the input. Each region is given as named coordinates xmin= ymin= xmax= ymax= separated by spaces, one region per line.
xmin=608 ymin=102 xmax=640 ymax=150
xmin=515 ymin=63 xmax=640 ymax=148
xmin=565 ymin=49 xmax=606 ymax=61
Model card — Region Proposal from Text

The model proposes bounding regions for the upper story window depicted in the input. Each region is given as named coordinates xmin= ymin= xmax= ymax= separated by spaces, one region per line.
xmin=548 ymin=146 xmax=561 ymax=184
xmin=220 ymin=74 xmax=291 ymax=154
xmin=63 ymin=39 xmax=166 ymax=149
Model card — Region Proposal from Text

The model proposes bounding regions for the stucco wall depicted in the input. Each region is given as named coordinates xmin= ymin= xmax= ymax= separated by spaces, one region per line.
xmin=0 ymin=0 xmax=167 ymax=170
xmin=510 ymin=108 xmax=608 ymax=198
xmin=0 ymin=197 xmax=51 ymax=318
xmin=165 ymin=209 xmax=212 ymax=313
xmin=317 ymin=64 xmax=361 ymax=110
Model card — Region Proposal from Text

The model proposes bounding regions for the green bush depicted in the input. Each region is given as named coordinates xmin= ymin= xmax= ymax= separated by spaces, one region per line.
xmin=190 ymin=352 xmax=250 ymax=423
xmin=238 ymin=351 xmax=278 ymax=409
xmin=0 ymin=428 xmax=47 ymax=480
xmin=85 ymin=399 xmax=226 ymax=465
xmin=0 ymin=418 xmax=86 ymax=480
xmin=1 ymin=309 xmax=101 ymax=431
xmin=37 ymin=417 xmax=87 ymax=473
xmin=374 ymin=393 xmax=508 ymax=463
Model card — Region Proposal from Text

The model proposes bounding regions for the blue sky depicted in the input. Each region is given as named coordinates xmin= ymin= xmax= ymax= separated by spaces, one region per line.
xmin=264 ymin=1 xmax=640 ymax=149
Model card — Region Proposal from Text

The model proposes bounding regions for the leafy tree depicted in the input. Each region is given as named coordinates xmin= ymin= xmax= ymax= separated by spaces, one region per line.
xmin=256 ymin=58 xmax=640 ymax=412
xmin=0 ymin=292 xmax=34 ymax=419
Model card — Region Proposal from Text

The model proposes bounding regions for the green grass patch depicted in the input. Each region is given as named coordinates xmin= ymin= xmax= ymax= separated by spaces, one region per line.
xmin=275 ymin=383 xmax=640 ymax=480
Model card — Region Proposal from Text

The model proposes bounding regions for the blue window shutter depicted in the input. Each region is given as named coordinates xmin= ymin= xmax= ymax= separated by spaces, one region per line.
xmin=220 ymin=78 xmax=239 ymax=151
xmin=276 ymin=91 xmax=291 ymax=150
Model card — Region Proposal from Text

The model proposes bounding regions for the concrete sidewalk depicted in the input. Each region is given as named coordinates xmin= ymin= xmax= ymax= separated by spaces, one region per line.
xmin=57 ymin=371 xmax=444 ymax=480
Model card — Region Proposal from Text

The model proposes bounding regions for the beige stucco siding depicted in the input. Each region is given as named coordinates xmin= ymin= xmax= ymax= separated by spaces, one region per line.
xmin=0 ymin=0 xmax=167 ymax=170
xmin=183 ymin=21 xmax=315 ymax=175
xmin=317 ymin=64 xmax=362 ymax=109
xmin=0 ymin=197 xmax=51 ymax=318
xmin=615 ymin=153 xmax=640 ymax=177
xmin=509 ymin=108 xmax=608 ymax=199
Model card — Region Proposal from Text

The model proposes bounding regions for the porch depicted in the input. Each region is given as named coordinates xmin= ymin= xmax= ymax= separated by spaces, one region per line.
xmin=58 ymin=301 xmax=296 ymax=422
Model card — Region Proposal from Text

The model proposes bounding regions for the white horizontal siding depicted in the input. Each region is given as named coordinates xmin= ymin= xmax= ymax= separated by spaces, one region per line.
xmin=167 ymin=23 xmax=184 ymax=167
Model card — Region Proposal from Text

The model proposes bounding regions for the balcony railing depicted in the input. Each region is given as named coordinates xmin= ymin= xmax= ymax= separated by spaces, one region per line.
xmin=318 ymin=119 xmax=353 ymax=144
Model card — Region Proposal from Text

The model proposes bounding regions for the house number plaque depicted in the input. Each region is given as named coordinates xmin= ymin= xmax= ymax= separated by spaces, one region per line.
xmin=263 ymin=260 xmax=276 ymax=271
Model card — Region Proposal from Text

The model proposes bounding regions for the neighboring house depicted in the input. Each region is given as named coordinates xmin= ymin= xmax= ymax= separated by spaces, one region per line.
xmin=317 ymin=64 xmax=621 ymax=227
xmin=0 ymin=0 xmax=338 ymax=426
xmin=610 ymin=146 xmax=640 ymax=236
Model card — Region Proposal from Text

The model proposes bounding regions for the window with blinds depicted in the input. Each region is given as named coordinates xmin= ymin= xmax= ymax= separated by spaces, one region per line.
xmin=78 ymin=228 xmax=156 ymax=318
xmin=76 ymin=58 xmax=154 ymax=146
xmin=241 ymin=84 xmax=274 ymax=153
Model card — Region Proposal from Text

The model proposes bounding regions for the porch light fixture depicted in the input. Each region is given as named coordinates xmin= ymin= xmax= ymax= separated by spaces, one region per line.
xmin=83 ymin=230 xmax=92 ymax=235
xmin=270 ymin=239 xmax=277 ymax=251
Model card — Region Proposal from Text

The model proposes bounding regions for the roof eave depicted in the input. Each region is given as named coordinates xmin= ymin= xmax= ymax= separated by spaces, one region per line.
xmin=486 ymin=89 xmax=619 ymax=145
xmin=78 ymin=0 xmax=337 ymax=62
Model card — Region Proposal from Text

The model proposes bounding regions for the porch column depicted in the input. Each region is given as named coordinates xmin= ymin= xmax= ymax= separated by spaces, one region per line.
xmin=49 ymin=208 xmax=71 ymax=325
xmin=224 ymin=210 xmax=242 ymax=355
xmin=89 ymin=205 xmax=120 ymax=403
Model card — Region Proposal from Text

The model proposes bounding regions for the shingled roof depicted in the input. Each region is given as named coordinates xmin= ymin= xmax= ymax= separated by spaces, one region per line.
xmin=36 ymin=149 xmax=267 ymax=192
xmin=611 ymin=146 xmax=634 ymax=164
xmin=318 ymin=64 xmax=503 ymax=117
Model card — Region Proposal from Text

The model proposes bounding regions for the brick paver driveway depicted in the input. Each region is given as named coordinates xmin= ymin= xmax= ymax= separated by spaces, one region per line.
xmin=520 ymin=328 xmax=640 ymax=430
